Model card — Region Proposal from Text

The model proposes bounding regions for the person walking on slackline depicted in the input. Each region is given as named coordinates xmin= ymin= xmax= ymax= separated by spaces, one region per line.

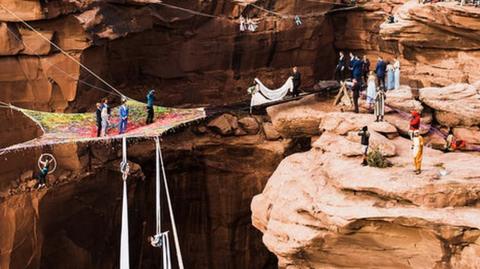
xmin=335 ymin=51 xmax=346 ymax=81
xmin=412 ymin=131 xmax=424 ymax=175
xmin=96 ymin=102 xmax=102 ymax=137
xmin=366 ymin=71 xmax=377 ymax=110
xmin=393 ymin=56 xmax=401 ymax=90
xmin=352 ymin=78 xmax=361 ymax=113
xmin=362 ymin=55 xmax=370 ymax=84
xmin=146 ymin=90 xmax=156 ymax=125
xmin=409 ymin=110 xmax=421 ymax=140
xmin=375 ymin=56 xmax=387 ymax=89
xmin=386 ymin=61 xmax=395 ymax=91
xmin=358 ymin=126 xmax=370 ymax=166
xmin=100 ymin=98 xmax=110 ymax=137
xmin=374 ymin=87 xmax=386 ymax=122
xmin=292 ymin=66 xmax=301 ymax=97
xmin=119 ymin=98 xmax=129 ymax=134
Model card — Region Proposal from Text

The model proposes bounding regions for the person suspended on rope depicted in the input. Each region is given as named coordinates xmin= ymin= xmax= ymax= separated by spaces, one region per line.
xmin=375 ymin=56 xmax=387 ymax=89
xmin=294 ymin=15 xmax=302 ymax=26
xmin=239 ymin=15 xmax=246 ymax=32
xmin=335 ymin=51 xmax=346 ymax=81
xmin=412 ymin=131 xmax=424 ymax=175
xmin=100 ymin=98 xmax=110 ymax=137
xmin=366 ymin=71 xmax=377 ymax=110
xmin=352 ymin=78 xmax=361 ymax=113
xmin=150 ymin=234 xmax=163 ymax=247
xmin=445 ymin=128 xmax=466 ymax=152
xmin=409 ymin=110 xmax=421 ymax=140
xmin=291 ymin=66 xmax=301 ymax=97
xmin=96 ymin=102 xmax=102 ymax=137
xmin=358 ymin=126 xmax=370 ymax=166
xmin=146 ymin=90 xmax=156 ymax=125
xmin=119 ymin=98 xmax=129 ymax=134
xmin=374 ymin=86 xmax=386 ymax=122
xmin=35 ymin=159 xmax=51 ymax=189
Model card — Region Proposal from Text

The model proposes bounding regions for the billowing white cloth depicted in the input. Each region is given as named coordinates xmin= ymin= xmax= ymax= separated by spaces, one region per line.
xmin=250 ymin=77 xmax=293 ymax=107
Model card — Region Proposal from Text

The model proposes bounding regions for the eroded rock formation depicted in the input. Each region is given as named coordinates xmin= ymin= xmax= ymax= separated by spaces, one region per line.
xmin=252 ymin=111 xmax=480 ymax=268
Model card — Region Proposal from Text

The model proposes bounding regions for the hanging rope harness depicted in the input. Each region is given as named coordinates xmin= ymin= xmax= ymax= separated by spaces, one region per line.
xmin=120 ymin=137 xmax=130 ymax=269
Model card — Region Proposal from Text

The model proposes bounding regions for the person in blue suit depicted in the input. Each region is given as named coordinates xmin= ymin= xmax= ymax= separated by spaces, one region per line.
xmin=146 ymin=90 xmax=156 ymax=125
xmin=375 ymin=56 xmax=387 ymax=88
xmin=352 ymin=56 xmax=363 ymax=83
xmin=119 ymin=98 xmax=129 ymax=134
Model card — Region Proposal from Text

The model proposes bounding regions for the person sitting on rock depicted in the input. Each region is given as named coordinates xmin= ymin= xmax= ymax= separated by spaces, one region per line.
xmin=358 ymin=126 xmax=370 ymax=166
xmin=445 ymin=129 xmax=466 ymax=152
xmin=146 ymin=90 xmax=156 ymax=125
xmin=374 ymin=86 xmax=386 ymax=122
xmin=119 ymin=98 xmax=129 ymax=134
xmin=409 ymin=110 xmax=421 ymax=140
xmin=412 ymin=131 xmax=424 ymax=175
xmin=36 ymin=159 xmax=51 ymax=189
xmin=291 ymin=66 xmax=301 ymax=97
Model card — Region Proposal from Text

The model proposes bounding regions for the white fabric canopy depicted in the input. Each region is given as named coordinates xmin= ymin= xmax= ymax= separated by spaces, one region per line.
xmin=250 ymin=77 xmax=294 ymax=107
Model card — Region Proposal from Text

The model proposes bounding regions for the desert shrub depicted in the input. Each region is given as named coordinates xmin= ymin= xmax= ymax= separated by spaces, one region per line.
xmin=367 ymin=147 xmax=392 ymax=168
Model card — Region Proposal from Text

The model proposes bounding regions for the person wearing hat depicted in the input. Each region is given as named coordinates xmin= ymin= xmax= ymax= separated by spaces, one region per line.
xmin=119 ymin=98 xmax=129 ymax=134
xmin=146 ymin=90 xmax=156 ymax=124
xmin=409 ymin=110 xmax=421 ymax=140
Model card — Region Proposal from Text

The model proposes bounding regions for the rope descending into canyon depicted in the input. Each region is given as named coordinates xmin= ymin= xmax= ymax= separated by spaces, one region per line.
xmin=120 ymin=137 xmax=131 ymax=269
xmin=157 ymin=138 xmax=185 ymax=269
xmin=150 ymin=137 xmax=172 ymax=269
xmin=0 ymin=3 xmax=125 ymax=99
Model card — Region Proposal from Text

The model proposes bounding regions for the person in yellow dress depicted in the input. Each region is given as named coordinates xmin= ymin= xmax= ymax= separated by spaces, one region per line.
xmin=412 ymin=131 xmax=424 ymax=175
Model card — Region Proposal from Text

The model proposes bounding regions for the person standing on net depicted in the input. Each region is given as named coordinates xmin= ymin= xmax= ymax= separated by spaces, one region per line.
xmin=146 ymin=90 xmax=156 ymax=125
xmin=292 ymin=66 xmax=301 ymax=97
xmin=119 ymin=98 xmax=129 ymax=134
xmin=375 ymin=56 xmax=387 ymax=89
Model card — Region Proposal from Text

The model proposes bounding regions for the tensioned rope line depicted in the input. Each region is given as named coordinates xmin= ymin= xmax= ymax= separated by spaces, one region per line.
xmin=3 ymin=26 xmax=121 ymax=98
xmin=120 ymin=136 xmax=131 ymax=269
xmin=0 ymin=2 xmax=125 ymax=98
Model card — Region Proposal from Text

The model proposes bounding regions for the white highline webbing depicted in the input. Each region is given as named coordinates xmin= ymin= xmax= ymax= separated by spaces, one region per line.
xmin=155 ymin=137 xmax=162 ymax=235
xmin=158 ymin=141 xmax=185 ymax=269
xmin=120 ymin=137 xmax=130 ymax=269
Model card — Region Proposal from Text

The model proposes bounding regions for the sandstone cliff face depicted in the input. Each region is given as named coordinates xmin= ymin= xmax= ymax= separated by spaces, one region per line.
xmin=0 ymin=113 xmax=306 ymax=269
xmin=252 ymin=111 xmax=480 ymax=268
xmin=0 ymin=0 xmax=338 ymax=112
xmin=332 ymin=0 xmax=480 ymax=88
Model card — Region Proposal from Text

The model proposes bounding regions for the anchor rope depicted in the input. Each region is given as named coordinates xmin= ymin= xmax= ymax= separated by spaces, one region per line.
xmin=157 ymin=140 xmax=184 ymax=269
xmin=120 ymin=136 xmax=130 ymax=269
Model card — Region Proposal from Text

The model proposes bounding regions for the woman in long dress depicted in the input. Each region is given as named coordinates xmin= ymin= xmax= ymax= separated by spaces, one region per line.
xmin=386 ymin=62 xmax=395 ymax=91
xmin=393 ymin=57 xmax=401 ymax=90
xmin=366 ymin=71 xmax=377 ymax=110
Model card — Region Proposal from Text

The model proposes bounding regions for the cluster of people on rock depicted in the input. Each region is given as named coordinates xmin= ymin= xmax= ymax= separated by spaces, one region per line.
xmin=95 ymin=90 xmax=156 ymax=137
xmin=357 ymin=110 xmax=425 ymax=174
xmin=336 ymin=51 xmax=401 ymax=120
